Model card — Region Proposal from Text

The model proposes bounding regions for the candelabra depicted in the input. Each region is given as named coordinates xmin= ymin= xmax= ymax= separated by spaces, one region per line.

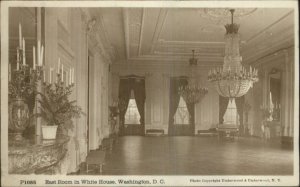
xmin=260 ymin=104 xmax=274 ymax=121
xmin=32 ymin=65 xmax=44 ymax=81
xmin=118 ymin=99 xmax=128 ymax=113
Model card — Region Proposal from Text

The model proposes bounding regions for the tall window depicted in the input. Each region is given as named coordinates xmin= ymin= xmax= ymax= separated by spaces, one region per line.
xmin=174 ymin=96 xmax=189 ymax=125
xmin=223 ymin=99 xmax=238 ymax=124
xmin=124 ymin=90 xmax=141 ymax=124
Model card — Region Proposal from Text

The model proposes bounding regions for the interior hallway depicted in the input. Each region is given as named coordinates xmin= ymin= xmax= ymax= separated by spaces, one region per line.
xmin=80 ymin=136 xmax=293 ymax=175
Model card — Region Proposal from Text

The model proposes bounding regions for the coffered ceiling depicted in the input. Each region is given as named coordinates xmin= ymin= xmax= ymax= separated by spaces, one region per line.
xmin=8 ymin=7 xmax=295 ymax=67
xmin=89 ymin=8 xmax=294 ymax=65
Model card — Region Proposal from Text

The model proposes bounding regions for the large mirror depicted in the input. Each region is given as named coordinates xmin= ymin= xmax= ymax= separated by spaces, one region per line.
xmin=269 ymin=68 xmax=282 ymax=122
xmin=9 ymin=8 xmax=38 ymax=137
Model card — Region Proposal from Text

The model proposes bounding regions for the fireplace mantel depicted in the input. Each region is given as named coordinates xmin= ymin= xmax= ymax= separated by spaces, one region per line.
xmin=8 ymin=134 xmax=69 ymax=174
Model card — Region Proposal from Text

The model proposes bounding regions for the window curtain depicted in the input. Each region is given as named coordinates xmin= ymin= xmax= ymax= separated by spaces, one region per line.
xmin=219 ymin=96 xmax=229 ymax=124
xmin=235 ymin=96 xmax=245 ymax=133
xmin=182 ymin=80 xmax=195 ymax=135
xmin=270 ymin=78 xmax=281 ymax=105
xmin=118 ymin=75 xmax=146 ymax=135
xmin=132 ymin=78 xmax=146 ymax=135
xmin=118 ymin=79 xmax=131 ymax=135
xmin=186 ymin=102 xmax=195 ymax=135
xmin=168 ymin=77 xmax=188 ymax=135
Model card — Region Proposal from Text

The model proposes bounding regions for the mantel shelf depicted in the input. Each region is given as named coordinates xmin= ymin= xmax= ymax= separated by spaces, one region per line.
xmin=8 ymin=134 xmax=70 ymax=174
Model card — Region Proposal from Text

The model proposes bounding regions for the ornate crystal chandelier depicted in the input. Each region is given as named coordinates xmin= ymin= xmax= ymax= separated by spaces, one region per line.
xmin=179 ymin=50 xmax=208 ymax=104
xmin=208 ymin=9 xmax=258 ymax=99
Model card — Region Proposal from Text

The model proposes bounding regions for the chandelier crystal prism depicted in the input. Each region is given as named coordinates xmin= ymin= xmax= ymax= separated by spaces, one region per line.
xmin=179 ymin=50 xmax=208 ymax=104
xmin=208 ymin=9 xmax=259 ymax=99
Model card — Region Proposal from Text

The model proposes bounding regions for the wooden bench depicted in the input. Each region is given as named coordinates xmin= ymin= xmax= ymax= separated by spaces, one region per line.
xmin=217 ymin=124 xmax=239 ymax=140
xmin=197 ymin=129 xmax=218 ymax=137
xmin=145 ymin=129 xmax=164 ymax=136
xmin=86 ymin=150 xmax=106 ymax=174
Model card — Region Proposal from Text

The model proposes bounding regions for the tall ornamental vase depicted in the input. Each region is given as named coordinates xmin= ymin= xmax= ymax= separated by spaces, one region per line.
xmin=8 ymin=98 xmax=30 ymax=140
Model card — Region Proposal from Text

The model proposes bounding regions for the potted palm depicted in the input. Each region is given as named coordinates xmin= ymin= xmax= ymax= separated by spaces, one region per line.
xmin=36 ymin=75 xmax=84 ymax=139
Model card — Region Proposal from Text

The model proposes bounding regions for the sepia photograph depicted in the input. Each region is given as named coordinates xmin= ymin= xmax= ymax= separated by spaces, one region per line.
xmin=1 ymin=1 xmax=299 ymax=186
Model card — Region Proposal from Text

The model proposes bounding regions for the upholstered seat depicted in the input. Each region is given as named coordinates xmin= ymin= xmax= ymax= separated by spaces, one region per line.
xmin=217 ymin=124 xmax=239 ymax=140
xmin=145 ymin=129 xmax=164 ymax=136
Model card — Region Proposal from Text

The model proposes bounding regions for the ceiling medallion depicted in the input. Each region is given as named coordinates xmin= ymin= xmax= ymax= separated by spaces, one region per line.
xmin=199 ymin=8 xmax=257 ymax=25
xmin=204 ymin=8 xmax=257 ymax=18
xmin=208 ymin=9 xmax=259 ymax=99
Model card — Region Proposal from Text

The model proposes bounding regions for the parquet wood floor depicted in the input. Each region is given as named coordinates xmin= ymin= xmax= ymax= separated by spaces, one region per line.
xmin=80 ymin=136 xmax=293 ymax=175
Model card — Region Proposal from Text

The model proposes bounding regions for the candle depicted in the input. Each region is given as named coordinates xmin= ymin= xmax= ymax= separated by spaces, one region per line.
xmin=270 ymin=92 xmax=273 ymax=109
xmin=9 ymin=63 xmax=11 ymax=81
xmin=17 ymin=49 xmax=19 ymax=63
xmin=19 ymin=23 xmax=22 ymax=49
xmin=61 ymin=64 xmax=64 ymax=81
xmin=18 ymin=109 xmax=21 ymax=118
xmin=37 ymin=40 xmax=41 ymax=66
xmin=22 ymin=38 xmax=26 ymax=65
xmin=69 ymin=69 xmax=72 ymax=85
xmin=70 ymin=68 xmax=72 ymax=84
xmin=72 ymin=68 xmax=74 ymax=84
xmin=40 ymin=45 xmax=44 ymax=66
xmin=43 ymin=70 xmax=46 ymax=82
xmin=33 ymin=46 xmax=36 ymax=70
xmin=58 ymin=58 xmax=61 ymax=73
xmin=17 ymin=62 xmax=19 ymax=71
xmin=49 ymin=68 xmax=52 ymax=84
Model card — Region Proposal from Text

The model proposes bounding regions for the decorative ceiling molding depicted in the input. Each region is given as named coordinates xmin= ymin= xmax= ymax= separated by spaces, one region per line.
xmin=251 ymin=46 xmax=294 ymax=67
xmin=111 ymin=61 xmax=223 ymax=76
xmin=198 ymin=8 xmax=257 ymax=26
xmin=83 ymin=8 xmax=294 ymax=67
xmin=80 ymin=8 xmax=90 ymax=26
xmin=204 ymin=8 xmax=257 ymax=18
xmin=138 ymin=8 xmax=145 ymax=56
xmin=154 ymin=40 xmax=224 ymax=54
xmin=122 ymin=8 xmax=130 ymax=59
xmin=243 ymin=38 xmax=294 ymax=65
xmin=81 ymin=8 xmax=114 ymax=64
xmin=242 ymin=25 xmax=294 ymax=64
xmin=245 ymin=10 xmax=294 ymax=43
xmin=124 ymin=55 xmax=224 ymax=65
xmin=155 ymin=39 xmax=225 ymax=46
xmin=128 ymin=8 xmax=143 ymax=57
xmin=150 ymin=9 xmax=169 ymax=54
xmin=153 ymin=51 xmax=223 ymax=57
xmin=97 ymin=14 xmax=118 ymax=60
